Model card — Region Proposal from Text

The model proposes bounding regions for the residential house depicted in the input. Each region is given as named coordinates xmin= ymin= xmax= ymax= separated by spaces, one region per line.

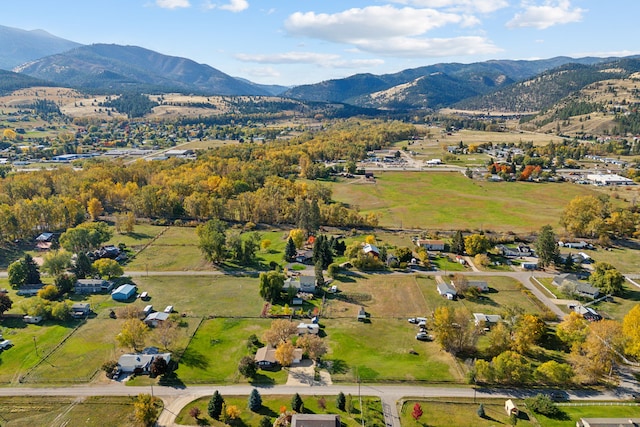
xmin=35 ymin=232 xmax=55 ymax=250
xmin=437 ymin=283 xmax=457 ymax=300
xmin=496 ymin=244 xmax=533 ymax=258
xmin=117 ymin=348 xmax=171 ymax=374
xmin=576 ymin=283 xmax=600 ymax=299
xmin=254 ymin=346 xmax=303 ymax=369
xmin=291 ymin=414 xmax=341 ymax=427
xmin=553 ymin=274 xmax=600 ymax=300
xmin=23 ymin=315 xmax=43 ymax=324
xmin=111 ymin=284 xmax=137 ymax=301
xmin=284 ymin=276 xmax=316 ymax=293
xmin=467 ymin=281 xmax=489 ymax=292
xmin=75 ymin=279 xmax=114 ymax=294
xmin=571 ymin=305 xmax=602 ymax=321
xmin=144 ymin=311 xmax=170 ymax=327
xmin=552 ymin=273 xmax=579 ymax=287
xmin=362 ymin=243 xmax=379 ymax=257
xmin=71 ymin=303 xmax=91 ymax=318
xmin=294 ymin=249 xmax=313 ymax=264
xmin=415 ymin=239 xmax=446 ymax=251
xmin=297 ymin=322 xmax=320 ymax=335
xmin=473 ymin=313 xmax=502 ymax=327
xmin=16 ymin=283 xmax=45 ymax=296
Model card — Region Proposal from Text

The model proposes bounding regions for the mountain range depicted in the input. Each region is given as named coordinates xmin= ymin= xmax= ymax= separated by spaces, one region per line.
xmin=1 ymin=23 xmax=639 ymax=113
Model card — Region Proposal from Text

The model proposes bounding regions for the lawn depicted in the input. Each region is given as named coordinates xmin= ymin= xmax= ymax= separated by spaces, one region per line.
xmin=322 ymin=317 xmax=460 ymax=383
xmin=401 ymin=398 xmax=538 ymax=427
xmin=0 ymin=396 xmax=141 ymax=427
xmin=533 ymin=403 xmax=640 ymax=427
xmin=177 ymin=394 xmax=384 ymax=427
xmin=171 ymin=317 xmax=287 ymax=385
xmin=328 ymin=171 xmax=610 ymax=233
xmin=125 ymin=226 xmax=211 ymax=271
xmin=131 ymin=275 xmax=265 ymax=317
xmin=416 ymin=275 xmax=546 ymax=319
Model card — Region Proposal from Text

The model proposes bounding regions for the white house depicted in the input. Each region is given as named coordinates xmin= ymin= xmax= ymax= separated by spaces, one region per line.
xmin=437 ymin=283 xmax=457 ymax=299
xmin=284 ymin=276 xmax=316 ymax=293
xmin=117 ymin=349 xmax=171 ymax=374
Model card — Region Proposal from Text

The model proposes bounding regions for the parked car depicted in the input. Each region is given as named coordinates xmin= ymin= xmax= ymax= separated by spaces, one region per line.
xmin=0 ymin=339 xmax=13 ymax=350
xmin=416 ymin=332 xmax=432 ymax=341
xmin=408 ymin=318 xmax=418 ymax=324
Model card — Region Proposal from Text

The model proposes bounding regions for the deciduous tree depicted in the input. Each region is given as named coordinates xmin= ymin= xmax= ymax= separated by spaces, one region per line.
xmin=297 ymin=334 xmax=328 ymax=360
xmin=512 ymin=314 xmax=545 ymax=354
xmin=623 ymin=304 xmax=640 ymax=358
xmin=238 ymin=355 xmax=258 ymax=379
xmin=464 ymin=234 xmax=491 ymax=256
xmin=556 ymin=311 xmax=589 ymax=350
xmin=560 ymin=195 xmax=609 ymax=238
xmin=133 ymin=393 xmax=160 ymax=427
xmin=87 ymin=197 xmax=104 ymax=221
xmin=116 ymin=318 xmax=149 ymax=352
xmin=259 ymin=271 xmax=284 ymax=303
xmin=275 ymin=341 xmax=295 ymax=367
xmin=263 ymin=319 xmax=297 ymax=347
xmin=0 ymin=294 xmax=13 ymax=317
xmin=433 ymin=306 xmax=479 ymax=355
xmin=41 ymin=250 xmax=72 ymax=277
xmin=197 ymin=219 xmax=227 ymax=264
xmin=92 ymin=258 xmax=123 ymax=279
xmin=534 ymin=360 xmax=574 ymax=385
xmin=589 ymin=262 xmax=625 ymax=295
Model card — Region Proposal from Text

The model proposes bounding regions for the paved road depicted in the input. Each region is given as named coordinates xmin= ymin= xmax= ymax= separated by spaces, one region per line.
xmin=0 ymin=382 xmax=632 ymax=427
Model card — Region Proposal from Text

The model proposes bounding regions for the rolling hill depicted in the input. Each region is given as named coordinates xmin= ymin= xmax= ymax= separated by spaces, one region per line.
xmin=0 ymin=24 xmax=81 ymax=70
xmin=14 ymin=44 xmax=273 ymax=96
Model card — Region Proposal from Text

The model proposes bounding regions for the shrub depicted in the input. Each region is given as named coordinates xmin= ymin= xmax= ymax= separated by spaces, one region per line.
xmin=525 ymin=394 xmax=560 ymax=417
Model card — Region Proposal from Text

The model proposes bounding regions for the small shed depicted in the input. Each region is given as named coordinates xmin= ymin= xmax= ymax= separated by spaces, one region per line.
xmin=23 ymin=315 xmax=43 ymax=324
xmin=71 ymin=303 xmax=91 ymax=317
xmin=297 ymin=322 xmax=320 ymax=335
xmin=357 ymin=307 xmax=367 ymax=321
xmin=144 ymin=311 xmax=170 ymax=327
xmin=111 ymin=284 xmax=137 ymax=301
xmin=505 ymin=399 xmax=519 ymax=416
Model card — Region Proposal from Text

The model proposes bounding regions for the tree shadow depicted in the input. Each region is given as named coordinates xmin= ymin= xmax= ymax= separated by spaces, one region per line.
xmin=255 ymin=406 xmax=278 ymax=418
xmin=250 ymin=373 xmax=276 ymax=386
xmin=178 ymin=347 xmax=209 ymax=369
xmin=324 ymin=359 xmax=349 ymax=374
xmin=158 ymin=371 xmax=186 ymax=388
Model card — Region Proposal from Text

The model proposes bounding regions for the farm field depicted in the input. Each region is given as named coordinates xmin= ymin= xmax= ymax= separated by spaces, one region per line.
xmin=328 ymin=171 xmax=606 ymax=232
xmin=177 ymin=394 xmax=384 ymax=427
xmin=0 ymin=396 xmax=141 ymax=427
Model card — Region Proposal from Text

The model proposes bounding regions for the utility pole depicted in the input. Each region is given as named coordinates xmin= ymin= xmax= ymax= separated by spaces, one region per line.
xmin=33 ymin=336 xmax=39 ymax=358
xmin=357 ymin=367 xmax=364 ymax=427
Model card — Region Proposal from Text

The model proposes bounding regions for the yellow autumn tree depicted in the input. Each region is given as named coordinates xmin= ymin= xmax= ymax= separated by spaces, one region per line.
xmin=87 ymin=197 xmax=104 ymax=221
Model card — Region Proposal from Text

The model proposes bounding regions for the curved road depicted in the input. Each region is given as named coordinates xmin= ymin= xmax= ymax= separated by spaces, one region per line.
xmin=0 ymin=381 xmax=632 ymax=427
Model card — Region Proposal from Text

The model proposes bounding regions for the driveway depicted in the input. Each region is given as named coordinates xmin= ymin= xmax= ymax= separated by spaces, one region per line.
xmin=286 ymin=359 xmax=332 ymax=386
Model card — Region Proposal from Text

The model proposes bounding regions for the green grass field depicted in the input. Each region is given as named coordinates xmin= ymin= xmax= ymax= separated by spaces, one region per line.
xmin=328 ymin=171 xmax=609 ymax=232
xmin=177 ymin=394 xmax=384 ymax=427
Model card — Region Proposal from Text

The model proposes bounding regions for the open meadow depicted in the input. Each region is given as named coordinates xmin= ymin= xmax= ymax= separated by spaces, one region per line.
xmin=0 ymin=396 xmax=141 ymax=427
xmin=329 ymin=171 xmax=615 ymax=232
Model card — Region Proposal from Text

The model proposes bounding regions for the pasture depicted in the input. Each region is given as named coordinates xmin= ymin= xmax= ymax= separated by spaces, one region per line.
xmin=328 ymin=171 xmax=606 ymax=232
xmin=0 ymin=396 xmax=140 ymax=427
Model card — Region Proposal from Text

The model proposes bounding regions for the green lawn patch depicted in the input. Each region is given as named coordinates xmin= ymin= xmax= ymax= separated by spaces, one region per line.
xmin=400 ymin=398 xmax=536 ymax=427
xmin=432 ymin=254 xmax=467 ymax=272
xmin=323 ymin=318 xmax=460 ymax=383
xmin=177 ymin=394 xmax=383 ymax=427
xmin=533 ymin=403 xmax=640 ymax=427
xmin=328 ymin=171 xmax=607 ymax=233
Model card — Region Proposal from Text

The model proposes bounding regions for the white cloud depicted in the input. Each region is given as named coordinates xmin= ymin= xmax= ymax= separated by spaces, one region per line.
xmin=236 ymin=52 xmax=341 ymax=64
xmin=156 ymin=0 xmax=190 ymax=9
xmin=219 ymin=0 xmax=248 ymax=12
xmin=356 ymin=36 xmax=502 ymax=57
xmin=390 ymin=0 xmax=508 ymax=14
xmin=285 ymin=6 xmax=463 ymax=43
xmin=507 ymin=0 xmax=586 ymax=29
xmin=235 ymin=52 xmax=385 ymax=69
xmin=243 ymin=67 xmax=281 ymax=78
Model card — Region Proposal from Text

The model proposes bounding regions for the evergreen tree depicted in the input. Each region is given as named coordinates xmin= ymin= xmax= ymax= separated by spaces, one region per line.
xmin=284 ymin=237 xmax=297 ymax=261
xmin=248 ymin=388 xmax=262 ymax=412
xmin=535 ymin=225 xmax=559 ymax=268
xmin=315 ymin=260 xmax=325 ymax=287
xmin=477 ymin=403 xmax=485 ymax=418
xmin=451 ymin=230 xmax=466 ymax=255
xmin=291 ymin=393 xmax=304 ymax=412
xmin=22 ymin=254 xmax=41 ymax=284
xmin=309 ymin=198 xmax=321 ymax=233
xmin=208 ymin=390 xmax=224 ymax=420
xmin=73 ymin=252 xmax=93 ymax=279
xmin=336 ymin=392 xmax=346 ymax=411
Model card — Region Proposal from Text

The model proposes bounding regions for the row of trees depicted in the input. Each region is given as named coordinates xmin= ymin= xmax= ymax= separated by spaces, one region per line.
xmin=560 ymin=195 xmax=639 ymax=240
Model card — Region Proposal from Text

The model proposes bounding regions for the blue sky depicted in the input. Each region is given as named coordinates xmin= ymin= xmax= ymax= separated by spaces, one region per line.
xmin=2 ymin=0 xmax=638 ymax=86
